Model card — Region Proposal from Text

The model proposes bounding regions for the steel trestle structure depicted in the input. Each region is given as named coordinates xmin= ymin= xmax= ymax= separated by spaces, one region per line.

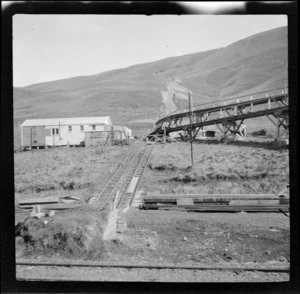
xmin=148 ymin=88 xmax=289 ymax=142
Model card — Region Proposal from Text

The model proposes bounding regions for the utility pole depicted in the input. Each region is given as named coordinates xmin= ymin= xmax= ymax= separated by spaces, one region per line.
xmin=188 ymin=92 xmax=194 ymax=166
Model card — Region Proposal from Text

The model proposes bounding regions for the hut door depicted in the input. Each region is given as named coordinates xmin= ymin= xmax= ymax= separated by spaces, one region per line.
xmin=51 ymin=128 xmax=59 ymax=146
xmin=31 ymin=127 xmax=37 ymax=144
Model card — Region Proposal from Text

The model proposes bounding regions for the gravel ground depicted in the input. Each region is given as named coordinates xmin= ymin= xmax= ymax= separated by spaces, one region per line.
xmin=16 ymin=265 xmax=289 ymax=282
xmin=16 ymin=208 xmax=290 ymax=282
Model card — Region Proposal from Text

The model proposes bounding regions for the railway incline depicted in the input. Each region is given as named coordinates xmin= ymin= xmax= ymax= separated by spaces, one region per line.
xmin=90 ymin=143 xmax=154 ymax=209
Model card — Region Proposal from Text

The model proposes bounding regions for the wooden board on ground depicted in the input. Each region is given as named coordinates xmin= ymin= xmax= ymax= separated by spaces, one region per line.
xmin=229 ymin=200 xmax=280 ymax=206
xmin=143 ymin=194 xmax=283 ymax=204
xmin=176 ymin=198 xmax=194 ymax=205
xmin=18 ymin=197 xmax=59 ymax=205
xmin=144 ymin=194 xmax=277 ymax=199
xmin=126 ymin=177 xmax=139 ymax=194
xmin=145 ymin=204 xmax=290 ymax=212
xmin=59 ymin=199 xmax=79 ymax=204
xmin=17 ymin=203 xmax=84 ymax=210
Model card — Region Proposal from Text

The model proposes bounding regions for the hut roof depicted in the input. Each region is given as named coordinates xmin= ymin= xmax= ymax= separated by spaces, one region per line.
xmin=21 ymin=116 xmax=112 ymax=127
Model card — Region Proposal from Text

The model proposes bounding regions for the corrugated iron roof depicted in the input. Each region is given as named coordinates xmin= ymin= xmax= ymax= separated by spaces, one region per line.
xmin=21 ymin=116 xmax=112 ymax=127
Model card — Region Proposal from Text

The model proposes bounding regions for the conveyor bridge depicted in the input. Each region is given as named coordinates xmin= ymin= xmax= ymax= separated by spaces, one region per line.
xmin=148 ymin=88 xmax=289 ymax=141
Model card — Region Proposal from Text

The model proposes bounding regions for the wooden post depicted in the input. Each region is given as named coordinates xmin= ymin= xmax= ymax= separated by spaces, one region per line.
xmin=222 ymin=123 xmax=227 ymax=144
xmin=188 ymin=92 xmax=194 ymax=166
xmin=275 ymin=117 xmax=280 ymax=140
xmin=233 ymin=123 xmax=237 ymax=141
xmin=30 ymin=127 xmax=32 ymax=149
xmin=20 ymin=124 xmax=23 ymax=150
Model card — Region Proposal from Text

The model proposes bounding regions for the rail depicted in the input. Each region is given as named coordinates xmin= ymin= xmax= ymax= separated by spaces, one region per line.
xmin=16 ymin=260 xmax=289 ymax=273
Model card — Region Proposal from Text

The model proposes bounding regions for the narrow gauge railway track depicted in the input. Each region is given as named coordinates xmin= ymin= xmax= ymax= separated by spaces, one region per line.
xmin=117 ymin=143 xmax=154 ymax=209
xmin=16 ymin=260 xmax=289 ymax=273
xmin=94 ymin=143 xmax=154 ymax=209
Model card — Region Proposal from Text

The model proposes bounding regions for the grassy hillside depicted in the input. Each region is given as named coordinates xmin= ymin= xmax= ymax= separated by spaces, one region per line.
xmin=13 ymin=26 xmax=287 ymax=147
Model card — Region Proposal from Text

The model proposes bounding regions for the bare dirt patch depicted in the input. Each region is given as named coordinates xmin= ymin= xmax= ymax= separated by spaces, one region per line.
xmin=109 ymin=209 xmax=290 ymax=266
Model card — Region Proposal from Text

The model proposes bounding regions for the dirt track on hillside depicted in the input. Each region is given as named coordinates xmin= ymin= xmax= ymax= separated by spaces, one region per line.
xmin=159 ymin=79 xmax=192 ymax=116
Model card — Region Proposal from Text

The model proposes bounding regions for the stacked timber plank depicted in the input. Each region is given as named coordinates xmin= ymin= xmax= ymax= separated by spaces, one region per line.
xmin=18 ymin=195 xmax=83 ymax=211
xmin=140 ymin=194 xmax=289 ymax=212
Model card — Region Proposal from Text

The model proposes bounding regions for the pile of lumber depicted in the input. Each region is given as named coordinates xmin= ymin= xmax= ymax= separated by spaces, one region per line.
xmin=17 ymin=195 xmax=83 ymax=211
xmin=139 ymin=194 xmax=289 ymax=212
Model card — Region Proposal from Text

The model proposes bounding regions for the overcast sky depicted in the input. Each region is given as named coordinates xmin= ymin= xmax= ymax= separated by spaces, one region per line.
xmin=13 ymin=14 xmax=287 ymax=87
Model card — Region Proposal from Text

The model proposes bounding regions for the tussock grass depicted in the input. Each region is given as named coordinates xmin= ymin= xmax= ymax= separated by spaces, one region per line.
xmin=142 ymin=142 xmax=289 ymax=194
xmin=14 ymin=146 xmax=129 ymax=199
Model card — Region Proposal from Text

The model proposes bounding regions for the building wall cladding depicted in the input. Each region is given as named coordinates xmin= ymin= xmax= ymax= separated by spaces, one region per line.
xmin=45 ymin=124 xmax=110 ymax=146
xmin=84 ymin=126 xmax=130 ymax=147
xmin=22 ymin=126 xmax=51 ymax=146
xmin=22 ymin=126 xmax=32 ymax=146
xmin=21 ymin=118 xmax=132 ymax=147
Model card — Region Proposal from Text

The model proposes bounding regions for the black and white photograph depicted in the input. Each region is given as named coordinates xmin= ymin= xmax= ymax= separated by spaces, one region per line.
xmin=4 ymin=2 xmax=296 ymax=286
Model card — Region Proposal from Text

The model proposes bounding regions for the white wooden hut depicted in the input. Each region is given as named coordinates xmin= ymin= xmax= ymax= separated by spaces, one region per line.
xmin=20 ymin=116 xmax=112 ymax=148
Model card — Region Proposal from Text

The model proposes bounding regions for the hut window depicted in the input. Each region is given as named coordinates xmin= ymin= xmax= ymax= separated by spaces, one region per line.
xmin=80 ymin=125 xmax=84 ymax=131
xmin=92 ymin=125 xmax=96 ymax=130
xmin=52 ymin=128 xmax=59 ymax=135
xmin=68 ymin=126 xmax=72 ymax=132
